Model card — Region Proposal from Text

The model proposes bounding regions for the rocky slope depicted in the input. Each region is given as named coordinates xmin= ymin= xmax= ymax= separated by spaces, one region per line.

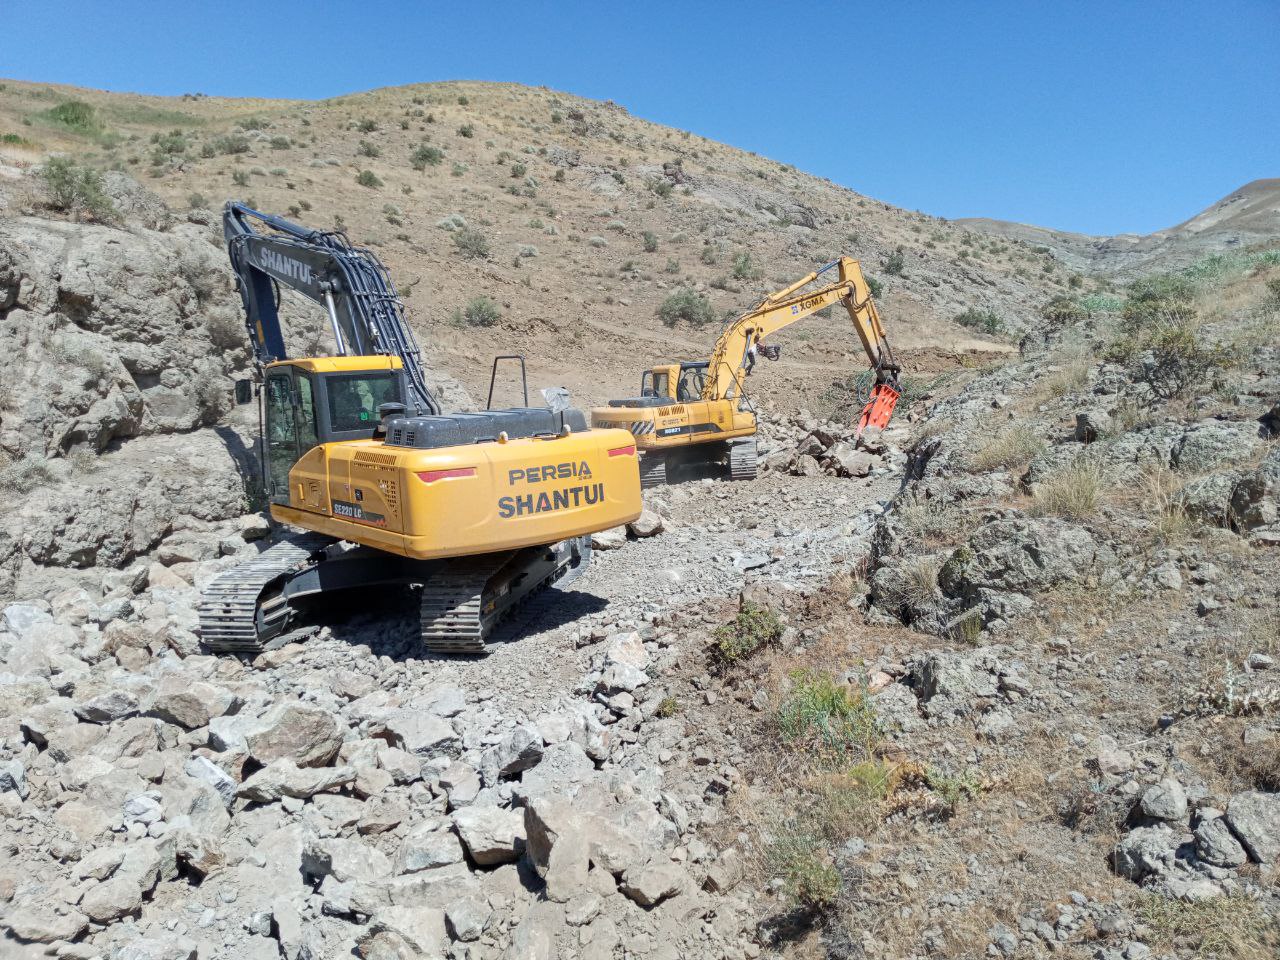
xmin=0 ymin=77 xmax=1278 ymax=960
xmin=959 ymin=179 xmax=1280 ymax=279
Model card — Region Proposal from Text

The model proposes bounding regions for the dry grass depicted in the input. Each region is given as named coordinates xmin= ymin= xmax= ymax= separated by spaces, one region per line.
xmin=1032 ymin=340 xmax=1093 ymax=401
xmin=1029 ymin=458 xmax=1105 ymax=519
xmin=968 ymin=423 xmax=1046 ymax=472
xmin=1139 ymin=893 xmax=1279 ymax=960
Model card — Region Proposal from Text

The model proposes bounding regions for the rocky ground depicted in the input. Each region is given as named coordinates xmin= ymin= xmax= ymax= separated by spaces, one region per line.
xmin=1 ymin=131 xmax=1278 ymax=959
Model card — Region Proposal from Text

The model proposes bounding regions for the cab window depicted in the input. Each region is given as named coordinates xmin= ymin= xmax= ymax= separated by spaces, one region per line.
xmin=327 ymin=372 xmax=401 ymax=433
xmin=641 ymin=370 xmax=671 ymax=400
xmin=677 ymin=367 xmax=705 ymax=402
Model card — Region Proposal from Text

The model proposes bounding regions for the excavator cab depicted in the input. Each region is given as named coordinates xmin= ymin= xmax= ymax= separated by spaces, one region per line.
xmin=261 ymin=356 xmax=405 ymax=506
xmin=636 ymin=362 xmax=707 ymax=403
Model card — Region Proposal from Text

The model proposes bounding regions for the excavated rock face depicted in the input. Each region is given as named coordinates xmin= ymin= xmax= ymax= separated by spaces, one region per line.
xmin=0 ymin=213 xmax=247 ymax=459
xmin=0 ymin=176 xmax=476 ymax=600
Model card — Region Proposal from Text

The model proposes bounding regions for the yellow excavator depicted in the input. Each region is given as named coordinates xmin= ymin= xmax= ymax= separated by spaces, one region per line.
xmin=591 ymin=257 xmax=901 ymax=486
xmin=198 ymin=204 xmax=641 ymax=655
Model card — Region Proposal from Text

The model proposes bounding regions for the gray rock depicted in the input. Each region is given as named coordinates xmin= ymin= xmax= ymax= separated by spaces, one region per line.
xmin=237 ymin=759 xmax=356 ymax=802
xmin=366 ymin=906 xmax=448 ymax=957
xmin=1224 ymin=791 xmax=1280 ymax=864
xmin=483 ymin=723 xmax=544 ymax=782
xmin=1074 ymin=408 xmax=1111 ymax=443
xmin=0 ymin=758 xmax=28 ymax=799
xmin=394 ymin=825 xmax=465 ymax=873
xmin=113 ymin=935 xmax=199 ymax=960
xmin=451 ymin=806 xmax=526 ymax=866
xmin=148 ymin=677 xmax=241 ymax=729
xmin=302 ymin=837 xmax=393 ymax=883
xmin=1113 ymin=825 xmax=1177 ymax=880
xmin=183 ymin=754 xmax=237 ymax=806
xmin=445 ymin=897 xmax=490 ymax=942
xmin=1140 ymin=778 xmax=1188 ymax=822
xmin=628 ymin=509 xmax=664 ymax=538
xmin=1171 ymin=420 xmax=1261 ymax=472
xmin=620 ymin=859 xmax=685 ymax=907
xmin=591 ymin=527 xmax=628 ymax=550
xmin=244 ymin=703 xmax=343 ymax=768
xmin=1229 ymin=448 xmax=1280 ymax=532
xmin=74 ymin=688 xmax=140 ymax=723
xmin=80 ymin=874 xmax=144 ymax=922
xmin=3 ymin=905 xmax=90 ymax=943
xmin=524 ymin=796 xmax=590 ymax=903
xmin=439 ymin=760 xmax=481 ymax=809
xmin=378 ymin=709 xmax=460 ymax=757
xmin=1194 ymin=815 xmax=1248 ymax=868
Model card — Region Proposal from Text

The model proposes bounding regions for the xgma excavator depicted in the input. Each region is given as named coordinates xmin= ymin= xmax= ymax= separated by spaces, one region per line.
xmin=198 ymin=203 xmax=641 ymax=655
xmin=591 ymin=257 xmax=901 ymax=487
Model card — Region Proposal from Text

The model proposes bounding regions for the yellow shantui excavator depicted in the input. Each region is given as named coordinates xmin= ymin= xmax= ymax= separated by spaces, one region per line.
xmin=198 ymin=203 xmax=641 ymax=655
xmin=591 ymin=257 xmax=901 ymax=486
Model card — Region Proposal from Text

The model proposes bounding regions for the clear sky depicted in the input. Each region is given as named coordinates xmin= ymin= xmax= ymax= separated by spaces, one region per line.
xmin=6 ymin=1 xmax=1277 ymax=235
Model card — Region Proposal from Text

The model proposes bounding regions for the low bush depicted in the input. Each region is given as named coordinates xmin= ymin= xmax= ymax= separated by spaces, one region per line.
xmin=955 ymin=307 xmax=1004 ymax=335
xmin=711 ymin=605 xmax=781 ymax=665
xmin=451 ymin=226 xmax=490 ymax=259
xmin=355 ymin=170 xmax=382 ymax=188
xmin=451 ymin=295 xmax=501 ymax=327
xmin=410 ymin=144 xmax=444 ymax=169
xmin=39 ymin=157 xmax=116 ymax=222
xmin=657 ymin=288 xmax=716 ymax=327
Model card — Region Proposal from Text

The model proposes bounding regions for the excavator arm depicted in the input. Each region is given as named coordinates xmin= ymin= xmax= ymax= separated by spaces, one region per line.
xmin=224 ymin=201 xmax=439 ymax=415
xmin=702 ymin=256 xmax=901 ymax=433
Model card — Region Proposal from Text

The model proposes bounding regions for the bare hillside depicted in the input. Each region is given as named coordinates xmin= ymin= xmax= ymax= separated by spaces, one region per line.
xmin=959 ymin=179 xmax=1280 ymax=278
xmin=0 ymin=78 xmax=1096 ymax=411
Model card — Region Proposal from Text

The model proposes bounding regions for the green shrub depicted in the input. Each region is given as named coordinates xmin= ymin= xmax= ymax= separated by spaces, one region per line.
xmin=410 ymin=144 xmax=444 ymax=169
xmin=39 ymin=157 xmax=116 ymax=222
xmin=357 ymin=118 xmax=378 ymax=133
xmin=43 ymin=100 xmax=97 ymax=132
xmin=924 ymin=767 xmax=982 ymax=816
xmin=883 ymin=245 xmax=905 ymax=276
xmin=657 ymin=289 xmax=716 ymax=327
xmin=355 ymin=170 xmax=382 ymax=188
xmin=865 ymin=275 xmax=884 ymax=299
xmin=711 ymin=605 xmax=782 ymax=664
xmin=1143 ymin=321 xmax=1227 ymax=398
xmin=269 ymin=135 xmax=291 ymax=150
xmin=510 ymin=162 xmax=527 ymax=178
xmin=231 ymin=169 xmax=250 ymax=187
xmin=457 ymin=123 xmax=474 ymax=138
xmin=451 ymin=226 xmax=490 ymax=259
xmin=641 ymin=231 xmax=658 ymax=253
xmin=778 ymin=670 xmax=879 ymax=761
xmin=765 ymin=829 xmax=841 ymax=909
xmin=664 ymin=258 xmax=680 ymax=274
xmin=357 ymin=140 xmax=380 ymax=157
xmin=1041 ymin=295 xmax=1086 ymax=328
xmin=955 ymin=307 xmax=1003 ymax=335
xmin=649 ymin=178 xmax=673 ymax=198
xmin=212 ymin=133 xmax=249 ymax=155
xmin=699 ymin=243 xmax=718 ymax=266
xmin=731 ymin=251 xmax=760 ymax=280
xmin=451 ymin=295 xmax=500 ymax=327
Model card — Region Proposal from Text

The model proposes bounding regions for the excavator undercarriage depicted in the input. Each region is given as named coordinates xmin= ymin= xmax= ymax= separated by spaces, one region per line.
xmin=198 ymin=533 xmax=591 ymax=655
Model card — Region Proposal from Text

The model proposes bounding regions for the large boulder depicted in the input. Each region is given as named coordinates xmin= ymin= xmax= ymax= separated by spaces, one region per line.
xmin=243 ymin=703 xmax=344 ymax=768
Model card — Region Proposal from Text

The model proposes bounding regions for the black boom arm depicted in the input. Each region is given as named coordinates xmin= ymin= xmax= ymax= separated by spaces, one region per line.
xmin=223 ymin=201 xmax=439 ymax=415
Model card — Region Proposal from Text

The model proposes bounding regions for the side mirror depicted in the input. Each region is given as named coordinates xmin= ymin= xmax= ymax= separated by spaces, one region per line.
xmin=234 ymin=379 xmax=254 ymax=405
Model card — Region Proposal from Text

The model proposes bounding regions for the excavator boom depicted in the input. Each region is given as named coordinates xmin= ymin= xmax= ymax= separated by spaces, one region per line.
xmin=591 ymin=255 xmax=901 ymax=485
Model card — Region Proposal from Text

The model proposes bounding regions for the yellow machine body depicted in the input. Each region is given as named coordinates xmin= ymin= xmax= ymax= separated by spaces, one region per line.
xmin=265 ymin=356 xmax=642 ymax=560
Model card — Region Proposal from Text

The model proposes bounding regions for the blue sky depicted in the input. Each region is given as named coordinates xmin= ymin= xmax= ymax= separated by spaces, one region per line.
xmin=7 ymin=1 xmax=1277 ymax=235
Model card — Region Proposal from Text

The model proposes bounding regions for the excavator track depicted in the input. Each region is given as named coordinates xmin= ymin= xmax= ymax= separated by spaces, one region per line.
xmin=419 ymin=537 xmax=591 ymax=655
xmin=197 ymin=533 xmax=335 ymax=654
xmin=728 ymin=438 xmax=758 ymax=481
xmin=638 ymin=452 xmax=668 ymax=488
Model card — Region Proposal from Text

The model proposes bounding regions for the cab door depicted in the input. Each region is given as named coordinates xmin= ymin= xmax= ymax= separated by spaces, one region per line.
xmin=263 ymin=367 xmax=321 ymax=507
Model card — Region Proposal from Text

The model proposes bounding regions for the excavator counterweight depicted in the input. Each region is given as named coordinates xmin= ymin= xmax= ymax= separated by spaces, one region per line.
xmin=199 ymin=204 xmax=641 ymax=655
xmin=591 ymin=257 xmax=900 ymax=486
